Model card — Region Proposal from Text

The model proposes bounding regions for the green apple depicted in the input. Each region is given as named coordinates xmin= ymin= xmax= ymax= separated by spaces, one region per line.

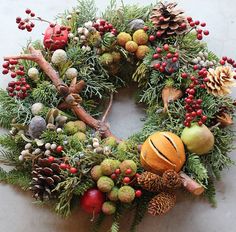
xmin=181 ymin=123 xmax=214 ymax=155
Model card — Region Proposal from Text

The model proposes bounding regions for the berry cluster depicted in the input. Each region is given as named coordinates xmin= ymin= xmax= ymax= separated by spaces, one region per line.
xmin=187 ymin=17 xmax=209 ymax=40
xmin=181 ymin=71 xmax=208 ymax=127
xmin=2 ymin=59 xmax=25 ymax=78
xmin=16 ymin=9 xmax=36 ymax=32
xmin=93 ymin=19 xmax=117 ymax=36
xmin=7 ymin=78 xmax=30 ymax=99
xmin=152 ymin=44 xmax=179 ymax=74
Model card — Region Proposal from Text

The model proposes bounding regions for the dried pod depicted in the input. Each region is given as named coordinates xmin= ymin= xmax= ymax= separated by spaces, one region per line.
xmin=217 ymin=113 xmax=233 ymax=127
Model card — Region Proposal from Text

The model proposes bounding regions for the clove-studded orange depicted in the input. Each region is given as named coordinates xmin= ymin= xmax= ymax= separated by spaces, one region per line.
xmin=140 ymin=131 xmax=186 ymax=174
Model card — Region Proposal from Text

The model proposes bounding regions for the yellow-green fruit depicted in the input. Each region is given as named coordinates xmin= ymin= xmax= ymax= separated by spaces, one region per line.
xmin=100 ymin=53 xmax=114 ymax=65
xmin=112 ymin=51 xmax=121 ymax=63
xmin=181 ymin=123 xmax=214 ymax=155
xmin=72 ymin=132 xmax=87 ymax=142
xmin=118 ymin=186 xmax=135 ymax=203
xmin=73 ymin=120 xmax=86 ymax=133
xmin=136 ymin=45 xmax=150 ymax=59
xmin=108 ymin=187 xmax=119 ymax=201
xmin=133 ymin=29 xmax=148 ymax=45
xmin=90 ymin=165 xmax=103 ymax=181
xmin=102 ymin=201 xmax=116 ymax=215
xmin=97 ymin=176 xmax=114 ymax=192
xmin=119 ymin=160 xmax=137 ymax=176
xmin=117 ymin=32 xmax=132 ymax=47
xmin=101 ymin=159 xmax=119 ymax=175
xmin=104 ymin=136 xmax=117 ymax=147
xmin=64 ymin=121 xmax=77 ymax=135
xmin=125 ymin=41 xmax=138 ymax=53
xmin=117 ymin=141 xmax=128 ymax=152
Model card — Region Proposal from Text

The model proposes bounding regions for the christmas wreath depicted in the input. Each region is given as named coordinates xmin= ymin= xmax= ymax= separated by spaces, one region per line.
xmin=0 ymin=1 xmax=236 ymax=231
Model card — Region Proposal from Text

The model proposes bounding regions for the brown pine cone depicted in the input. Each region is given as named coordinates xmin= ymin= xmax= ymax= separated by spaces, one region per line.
xmin=150 ymin=2 xmax=188 ymax=38
xmin=148 ymin=192 xmax=176 ymax=216
xmin=137 ymin=171 xmax=164 ymax=192
xmin=162 ymin=169 xmax=182 ymax=189
xmin=30 ymin=157 xmax=65 ymax=201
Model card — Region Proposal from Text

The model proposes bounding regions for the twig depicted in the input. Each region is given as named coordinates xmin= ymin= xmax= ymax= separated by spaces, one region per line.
xmin=101 ymin=93 xmax=114 ymax=123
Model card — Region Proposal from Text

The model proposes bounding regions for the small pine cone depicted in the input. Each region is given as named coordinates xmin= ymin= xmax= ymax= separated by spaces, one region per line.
xmin=150 ymin=2 xmax=188 ymax=38
xmin=137 ymin=171 xmax=164 ymax=192
xmin=162 ymin=169 xmax=182 ymax=189
xmin=148 ymin=192 xmax=176 ymax=216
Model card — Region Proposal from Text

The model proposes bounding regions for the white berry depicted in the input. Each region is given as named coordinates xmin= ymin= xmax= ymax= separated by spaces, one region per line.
xmin=57 ymin=128 xmax=63 ymax=133
xmin=51 ymin=144 xmax=57 ymax=150
xmin=66 ymin=15 xmax=72 ymax=20
xmin=45 ymin=143 xmax=51 ymax=150
xmin=28 ymin=67 xmax=39 ymax=81
xmin=31 ymin=103 xmax=44 ymax=116
xmin=25 ymin=143 xmax=32 ymax=150
xmin=65 ymin=68 xmax=78 ymax=80
xmin=93 ymin=141 xmax=100 ymax=148
xmin=34 ymin=148 xmax=41 ymax=155
xmin=19 ymin=155 xmax=24 ymax=161
xmin=45 ymin=150 xmax=51 ymax=156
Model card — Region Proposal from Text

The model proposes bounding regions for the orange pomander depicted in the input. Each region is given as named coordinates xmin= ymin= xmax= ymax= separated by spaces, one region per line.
xmin=140 ymin=132 xmax=186 ymax=174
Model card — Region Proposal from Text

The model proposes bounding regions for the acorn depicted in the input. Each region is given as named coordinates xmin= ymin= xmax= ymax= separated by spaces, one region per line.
xmin=136 ymin=45 xmax=150 ymax=59
xmin=102 ymin=201 xmax=116 ymax=215
xmin=101 ymin=159 xmax=120 ymax=175
xmin=133 ymin=29 xmax=148 ymax=45
xmin=107 ymin=186 xmax=119 ymax=201
xmin=91 ymin=165 xmax=103 ymax=181
xmin=125 ymin=41 xmax=138 ymax=53
xmin=118 ymin=186 xmax=135 ymax=203
xmin=119 ymin=160 xmax=137 ymax=176
xmin=97 ymin=176 xmax=114 ymax=193
xmin=117 ymin=32 xmax=132 ymax=47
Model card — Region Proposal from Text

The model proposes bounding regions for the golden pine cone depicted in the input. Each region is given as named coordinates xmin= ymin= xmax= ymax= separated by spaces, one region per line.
xmin=162 ymin=169 xmax=182 ymax=189
xmin=150 ymin=2 xmax=188 ymax=37
xmin=137 ymin=171 xmax=164 ymax=192
xmin=148 ymin=192 xmax=176 ymax=216
xmin=206 ymin=66 xmax=236 ymax=96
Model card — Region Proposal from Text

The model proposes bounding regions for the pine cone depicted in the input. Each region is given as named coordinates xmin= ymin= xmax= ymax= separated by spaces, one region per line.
xmin=137 ymin=171 xmax=164 ymax=192
xmin=162 ymin=169 xmax=182 ymax=189
xmin=206 ymin=66 xmax=236 ymax=96
xmin=30 ymin=157 xmax=65 ymax=200
xmin=150 ymin=2 xmax=188 ymax=38
xmin=148 ymin=192 xmax=176 ymax=216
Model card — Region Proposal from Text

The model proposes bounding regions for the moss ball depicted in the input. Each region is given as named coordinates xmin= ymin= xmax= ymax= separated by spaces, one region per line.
xmin=51 ymin=49 xmax=67 ymax=65
xmin=73 ymin=120 xmax=86 ymax=133
xmin=133 ymin=29 xmax=148 ymax=45
xmin=111 ymin=51 xmax=121 ymax=63
xmin=125 ymin=41 xmax=138 ymax=53
xmin=118 ymin=186 xmax=135 ymax=203
xmin=117 ymin=141 xmax=128 ymax=152
xmin=102 ymin=201 xmax=116 ymax=215
xmin=100 ymin=159 xmax=119 ymax=175
xmin=64 ymin=121 xmax=77 ymax=135
xmin=97 ymin=176 xmax=114 ymax=193
xmin=119 ymin=160 xmax=137 ymax=176
xmin=107 ymin=187 xmax=119 ymax=201
xmin=90 ymin=165 xmax=103 ymax=181
xmin=136 ymin=45 xmax=150 ymax=59
xmin=117 ymin=32 xmax=132 ymax=47
xmin=103 ymin=136 xmax=117 ymax=147
xmin=100 ymin=53 xmax=114 ymax=66
xmin=72 ymin=132 xmax=87 ymax=142
xmin=65 ymin=68 xmax=78 ymax=80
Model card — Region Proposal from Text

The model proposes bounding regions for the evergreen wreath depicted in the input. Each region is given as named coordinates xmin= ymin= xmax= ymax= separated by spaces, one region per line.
xmin=0 ymin=1 xmax=236 ymax=231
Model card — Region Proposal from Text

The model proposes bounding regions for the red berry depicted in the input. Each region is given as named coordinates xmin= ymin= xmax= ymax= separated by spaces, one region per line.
xmin=181 ymin=22 xmax=187 ymax=29
xmin=159 ymin=66 xmax=165 ymax=72
xmin=172 ymin=57 xmax=178 ymax=62
xmin=195 ymin=20 xmax=200 ymax=25
xmin=186 ymin=116 xmax=193 ymax=122
xmin=163 ymin=44 xmax=169 ymax=51
xmin=125 ymin=168 xmax=132 ymax=175
xmin=2 ymin=69 xmax=9 ymax=75
xmin=156 ymin=31 xmax=162 ymax=37
xmin=60 ymin=163 xmax=67 ymax=170
xmin=30 ymin=12 xmax=35 ymax=17
xmin=197 ymin=99 xmax=203 ymax=104
xmin=135 ymin=190 xmax=142 ymax=198
xmin=21 ymin=86 xmax=27 ymax=92
xmin=191 ymin=111 xmax=197 ymax=117
xmin=2 ymin=62 xmax=9 ymax=69
xmin=181 ymin=73 xmax=188 ymax=79
xmin=70 ymin=167 xmax=78 ymax=174
xmin=204 ymin=30 xmax=209 ymax=35
xmin=16 ymin=17 xmax=21 ymax=23
xmin=185 ymin=98 xmax=192 ymax=104
xmin=156 ymin=47 xmax=162 ymax=53
xmin=197 ymin=34 xmax=203 ymax=40
xmin=159 ymin=16 xmax=164 ymax=21
xmin=190 ymin=76 xmax=196 ymax=81
xmin=115 ymin=168 xmax=121 ymax=175
xmin=99 ymin=19 xmax=106 ymax=26
xmin=220 ymin=60 xmax=225 ymax=65
xmin=166 ymin=53 xmax=173 ymax=59
xmin=174 ymin=52 xmax=179 ymax=58
xmin=56 ymin=145 xmax=64 ymax=153
xmin=143 ymin=26 xmax=149 ymax=31
xmin=201 ymin=115 xmax=207 ymax=121
xmin=162 ymin=62 xmax=167 ymax=67
xmin=189 ymin=89 xmax=195 ymax=95
xmin=200 ymin=84 xmax=206 ymax=89
xmin=15 ymin=86 xmax=21 ymax=91
xmin=196 ymin=109 xmax=203 ymax=116
xmin=153 ymin=53 xmax=160 ymax=59
xmin=190 ymin=22 xmax=195 ymax=27
xmin=168 ymin=67 xmax=174 ymax=73
xmin=198 ymin=121 xmax=203 ymax=126
xmin=193 ymin=65 xmax=199 ymax=70
xmin=48 ymin=156 xmax=55 ymax=162
xmin=227 ymin=58 xmax=234 ymax=64
xmin=123 ymin=177 xmax=130 ymax=184
xmin=25 ymin=84 xmax=30 ymax=90
xmin=203 ymin=77 xmax=209 ymax=82
xmin=154 ymin=63 xmax=161 ymax=70
xmin=222 ymin=56 xmax=227 ymax=61
xmin=197 ymin=29 xmax=203 ymax=34
xmin=187 ymin=17 xmax=192 ymax=22
xmin=111 ymin=173 xmax=117 ymax=180
xmin=135 ymin=173 xmax=140 ymax=178
xmin=201 ymin=22 xmax=206 ymax=27
xmin=7 ymin=87 xmax=14 ymax=93
xmin=185 ymin=122 xmax=191 ymax=127
xmin=25 ymin=9 xmax=31 ymax=14
xmin=149 ymin=35 xmax=156 ymax=41
xmin=31 ymin=22 xmax=35 ymax=28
